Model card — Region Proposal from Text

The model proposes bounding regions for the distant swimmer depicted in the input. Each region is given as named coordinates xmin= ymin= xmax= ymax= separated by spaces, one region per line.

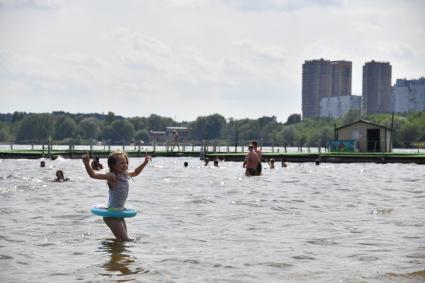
xmin=268 ymin=158 xmax=275 ymax=169
xmin=54 ymin=170 xmax=69 ymax=182
xmin=82 ymin=150 xmax=151 ymax=241
xmin=243 ymin=144 xmax=259 ymax=176
xmin=281 ymin=158 xmax=287 ymax=168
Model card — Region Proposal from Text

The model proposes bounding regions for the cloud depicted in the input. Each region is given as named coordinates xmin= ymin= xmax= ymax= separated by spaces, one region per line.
xmin=0 ymin=0 xmax=63 ymax=9
xmin=233 ymin=40 xmax=288 ymax=62
xmin=1 ymin=0 xmax=424 ymax=121
xmin=56 ymin=53 xmax=106 ymax=69
xmin=219 ymin=0 xmax=341 ymax=12
xmin=111 ymin=28 xmax=225 ymax=86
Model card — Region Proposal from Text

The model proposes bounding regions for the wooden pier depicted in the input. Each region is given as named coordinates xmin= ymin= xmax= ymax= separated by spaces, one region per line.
xmin=0 ymin=149 xmax=424 ymax=164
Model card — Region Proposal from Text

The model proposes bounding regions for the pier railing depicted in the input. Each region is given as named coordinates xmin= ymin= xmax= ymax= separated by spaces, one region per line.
xmin=0 ymin=142 xmax=332 ymax=154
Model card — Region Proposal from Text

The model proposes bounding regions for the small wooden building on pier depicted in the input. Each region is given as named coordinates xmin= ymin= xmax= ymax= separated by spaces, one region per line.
xmin=335 ymin=120 xmax=393 ymax=152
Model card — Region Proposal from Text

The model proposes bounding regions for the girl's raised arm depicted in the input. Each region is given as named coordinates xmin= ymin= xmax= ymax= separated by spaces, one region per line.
xmin=82 ymin=154 xmax=114 ymax=182
xmin=129 ymin=154 xmax=151 ymax=177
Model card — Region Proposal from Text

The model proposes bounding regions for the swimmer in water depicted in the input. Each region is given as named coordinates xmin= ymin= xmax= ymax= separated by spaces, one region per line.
xmin=82 ymin=150 xmax=151 ymax=241
xmin=204 ymin=158 xmax=209 ymax=166
xmin=54 ymin=170 xmax=69 ymax=182
xmin=268 ymin=158 xmax=275 ymax=169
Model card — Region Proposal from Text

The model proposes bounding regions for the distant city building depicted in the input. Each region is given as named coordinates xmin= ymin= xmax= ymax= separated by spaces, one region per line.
xmin=391 ymin=77 xmax=425 ymax=113
xmin=332 ymin=61 xmax=352 ymax=97
xmin=302 ymin=59 xmax=352 ymax=119
xmin=362 ymin=61 xmax=392 ymax=114
xmin=302 ymin=59 xmax=332 ymax=119
xmin=320 ymin=95 xmax=362 ymax=119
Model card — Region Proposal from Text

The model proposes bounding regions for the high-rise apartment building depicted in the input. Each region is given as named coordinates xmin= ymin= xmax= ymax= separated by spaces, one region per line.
xmin=391 ymin=77 xmax=425 ymax=113
xmin=320 ymin=95 xmax=362 ymax=119
xmin=332 ymin=61 xmax=352 ymax=97
xmin=302 ymin=59 xmax=352 ymax=118
xmin=362 ymin=61 xmax=392 ymax=114
xmin=302 ymin=59 xmax=332 ymax=118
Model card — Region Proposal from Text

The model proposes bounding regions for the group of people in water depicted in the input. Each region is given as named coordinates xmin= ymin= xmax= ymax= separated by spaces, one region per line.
xmin=243 ymin=140 xmax=287 ymax=176
xmin=40 ymin=155 xmax=106 ymax=182
xmin=40 ymin=159 xmax=70 ymax=182
xmin=38 ymin=142 xmax=289 ymax=241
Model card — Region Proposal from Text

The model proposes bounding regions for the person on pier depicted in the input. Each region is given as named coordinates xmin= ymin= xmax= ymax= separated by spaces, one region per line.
xmin=170 ymin=130 xmax=180 ymax=152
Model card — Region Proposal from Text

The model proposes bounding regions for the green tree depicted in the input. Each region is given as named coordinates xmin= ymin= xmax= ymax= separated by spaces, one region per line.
xmin=399 ymin=122 xmax=419 ymax=147
xmin=0 ymin=123 xmax=9 ymax=141
xmin=286 ymin=113 xmax=301 ymax=125
xmin=130 ymin=117 xmax=148 ymax=131
xmin=342 ymin=109 xmax=361 ymax=124
xmin=78 ymin=117 xmax=100 ymax=139
xmin=105 ymin=111 xmax=116 ymax=125
xmin=12 ymin=111 xmax=26 ymax=123
xmin=280 ymin=126 xmax=295 ymax=145
xmin=55 ymin=117 xmax=77 ymax=140
xmin=15 ymin=114 xmax=55 ymax=142
xmin=255 ymin=116 xmax=278 ymax=144
xmin=147 ymin=114 xmax=174 ymax=131
xmin=190 ymin=114 xmax=226 ymax=140
xmin=109 ymin=120 xmax=135 ymax=143
xmin=135 ymin=129 xmax=150 ymax=143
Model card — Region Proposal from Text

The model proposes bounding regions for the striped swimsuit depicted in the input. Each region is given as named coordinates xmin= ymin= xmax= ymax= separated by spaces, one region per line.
xmin=107 ymin=173 xmax=129 ymax=210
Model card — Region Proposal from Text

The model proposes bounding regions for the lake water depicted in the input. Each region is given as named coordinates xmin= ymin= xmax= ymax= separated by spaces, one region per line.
xmin=0 ymin=157 xmax=424 ymax=282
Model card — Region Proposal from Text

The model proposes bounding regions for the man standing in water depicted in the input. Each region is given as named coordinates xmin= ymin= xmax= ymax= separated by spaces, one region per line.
xmin=243 ymin=144 xmax=259 ymax=176
xmin=251 ymin=140 xmax=262 ymax=175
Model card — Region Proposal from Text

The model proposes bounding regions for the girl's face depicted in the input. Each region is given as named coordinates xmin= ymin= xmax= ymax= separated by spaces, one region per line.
xmin=113 ymin=155 xmax=128 ymax=174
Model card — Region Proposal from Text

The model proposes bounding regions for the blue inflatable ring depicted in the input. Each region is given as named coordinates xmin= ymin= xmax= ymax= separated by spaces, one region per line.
xmin=91 ymin=207 xmax=137 ymax=218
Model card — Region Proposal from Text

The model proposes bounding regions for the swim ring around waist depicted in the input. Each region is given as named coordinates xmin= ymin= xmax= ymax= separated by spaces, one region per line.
xmin=91 ymin=206 xmax=137 ymax=218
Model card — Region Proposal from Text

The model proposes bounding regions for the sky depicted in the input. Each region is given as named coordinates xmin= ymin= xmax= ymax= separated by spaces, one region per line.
xmin=0 ymin=0 xmax=424 ymax=122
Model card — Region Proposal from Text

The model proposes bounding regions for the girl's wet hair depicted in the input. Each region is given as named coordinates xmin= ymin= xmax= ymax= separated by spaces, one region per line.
xmin=107 ymin=150 xmax=129 ymax=173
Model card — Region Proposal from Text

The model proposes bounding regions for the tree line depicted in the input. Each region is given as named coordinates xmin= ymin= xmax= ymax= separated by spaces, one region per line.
xmin=0 ymin=110 xmax=424 ymax=148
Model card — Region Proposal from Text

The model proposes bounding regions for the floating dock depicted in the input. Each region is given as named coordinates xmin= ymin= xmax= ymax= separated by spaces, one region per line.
xmin=0 ymin=149 xmax=424 ymax=164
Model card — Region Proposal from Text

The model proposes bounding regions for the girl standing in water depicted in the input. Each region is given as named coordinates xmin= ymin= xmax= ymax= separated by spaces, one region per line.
xmin=82 ymin=150 xmax=151 ymax=241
